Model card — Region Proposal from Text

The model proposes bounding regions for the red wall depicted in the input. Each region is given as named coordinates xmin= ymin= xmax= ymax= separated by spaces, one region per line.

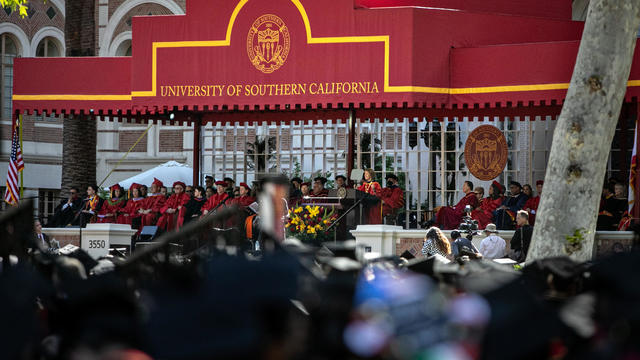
xmin=355 ymin=0 xmax=573 ymax=20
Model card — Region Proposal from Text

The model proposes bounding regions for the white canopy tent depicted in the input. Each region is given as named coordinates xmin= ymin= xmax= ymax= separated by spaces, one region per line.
xmin=114 ymin=161 xmax=193 ymax=189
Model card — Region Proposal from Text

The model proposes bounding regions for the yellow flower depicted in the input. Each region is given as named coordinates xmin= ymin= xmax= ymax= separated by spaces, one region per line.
xmin=315 ymin=224 xmax=322 ymax=231
xmin=294 ymin=207 xmax=303 ymax=214
xmin=285 ymin=223 xmax=290 ymax=228
xmin=323 ymin=219 xmax=330 ymax=225
xmin=309 ymin=207 xmax=320 ymax=218
xmin=307 ymin=227 xmax=316 ymax=234
xmin=300 ymin=224 xmax=306 ymax=231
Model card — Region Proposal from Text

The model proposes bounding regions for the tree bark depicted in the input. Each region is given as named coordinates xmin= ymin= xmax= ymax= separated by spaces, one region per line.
xmin=527 ymin=0 xmax=640 ymax=262
xmin=61 ymin=115 xmax=96 ymax=195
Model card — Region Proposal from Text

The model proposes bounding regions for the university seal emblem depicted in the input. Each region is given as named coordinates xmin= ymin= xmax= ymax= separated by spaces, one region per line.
xmin=464 ymin=125 xmax=508 ymax=181
xmin=247 ymin=14 xmax=290 ymax=74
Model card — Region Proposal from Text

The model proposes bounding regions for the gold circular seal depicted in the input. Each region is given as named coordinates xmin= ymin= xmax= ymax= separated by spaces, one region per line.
xmin=247 ymin=14 xmax=290 ymax=74
xmin=464 ymin=125 xmax=508 ymax=181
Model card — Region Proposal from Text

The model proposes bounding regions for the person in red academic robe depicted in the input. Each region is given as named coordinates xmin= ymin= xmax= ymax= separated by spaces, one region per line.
xmin=309 ymin=177 xmax=329 ymax=197
xmin=201 ymin=181 xmax=231 ymax=216
xmin=381 ymin=173 xmax=404 ymax=225
xmin=357 ymin=169 xmax=382 ymax=224
xmin=157 ymin=181 xmax=191 ymax=231
xmin=472 ymin=181 xmax=505 ymax=230
xmin=97 ymin=184 xmax=127 ymax=223
xmin=228 ymin=182 xmax=256 ymax=208
xmin=117 ymin=183 xmax=145 ymax=227
xmin=523 ymin=180 xmax=543 ymax=226
xmin=138 ymin=178 xmax=166 ymax=229
xmin=436 ymin=180 xmax=479 ymax=230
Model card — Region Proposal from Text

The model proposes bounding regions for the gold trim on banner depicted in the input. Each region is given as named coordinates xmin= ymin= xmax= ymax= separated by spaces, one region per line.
xmin=13 ymin=0 xmax=640 ymax=102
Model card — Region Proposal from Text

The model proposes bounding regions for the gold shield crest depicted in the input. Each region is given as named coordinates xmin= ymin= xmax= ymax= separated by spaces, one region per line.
xmin=247 ymin=14 xmax=290 ymax=74
xmin=464 ymin=125 xmax=508 ymax=181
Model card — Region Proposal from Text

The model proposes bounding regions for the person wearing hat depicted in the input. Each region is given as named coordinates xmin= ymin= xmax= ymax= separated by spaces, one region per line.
xmin=290 ymin=177 xmax=303 ymax=200
xmin=478 ymin=223 xmax=506 ymax=260
xmin=357 ymin=169 xmax=382 ymax=224
xmin=381 ymin=173 xmax=404 ymax=225
xmin=138 ymin=178 xmax=166 ymax=229
xmin=223 ymin=177 xmax=236 ymax=198
xmin=97 ymin=184 xmax=127 ymax=223
xmin=229 ymin=182 xmax=256 ymax=208
xmin=523 ymin=180 xmax=543 ymax=226
xmin=334 ymin=175 xmax=347 ymax=189
xmin=310 ymin=176 xmax=329 ymax=197
xmin=204 ymin=175 xmax=215 ymax=190
xmin=157 ymin=181 xmax=191 ymax=231
xmin=435 ymin=180 xmax=479 ymax=230
xmin=118 ymin=183 xmax=145 ymax=227
xmin=493 ymin=180 xmax=529 ymax=230
xmin=201 ymin=181 xmax=231 ymax=216
xmin=471 ymin=181 xmax=505 ymax=230
xmin=300 ymin=182 xmax=311 ymax=197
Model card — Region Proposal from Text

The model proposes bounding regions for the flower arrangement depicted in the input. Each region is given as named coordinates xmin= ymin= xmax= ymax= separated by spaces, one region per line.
xmin=286 ymin=205 xmax=339 ymax=244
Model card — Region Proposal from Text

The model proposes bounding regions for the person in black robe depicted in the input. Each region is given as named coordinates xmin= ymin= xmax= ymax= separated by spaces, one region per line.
xmin=493 ymin=181 xmax=529 ymax=230
xmin=597 ymin=183 xmax=628 ymax=230
xmin=50 ymin=187 xmax=83 ymax=227
xmin=184 ymin=186 xmax=207 ymax=224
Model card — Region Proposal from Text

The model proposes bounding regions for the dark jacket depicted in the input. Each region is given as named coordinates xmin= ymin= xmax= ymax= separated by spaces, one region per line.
xmin=510 ymin=224 xmax=533 ymax=258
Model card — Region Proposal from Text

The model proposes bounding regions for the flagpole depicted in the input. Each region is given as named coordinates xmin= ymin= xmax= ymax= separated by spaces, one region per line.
xmin=18 ymin=113 xmax=23 ymax=199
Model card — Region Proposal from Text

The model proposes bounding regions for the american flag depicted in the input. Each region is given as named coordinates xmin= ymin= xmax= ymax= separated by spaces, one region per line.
xmin=4 ymin=116 xmax=24 ymax=205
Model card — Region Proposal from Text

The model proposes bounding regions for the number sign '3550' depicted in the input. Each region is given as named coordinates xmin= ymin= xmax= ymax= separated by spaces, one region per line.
xmin=88 ymin=240 xmax=106 ymax=249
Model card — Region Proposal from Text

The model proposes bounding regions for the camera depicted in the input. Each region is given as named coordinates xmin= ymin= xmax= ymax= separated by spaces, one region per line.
xmin=458 ymin=205 xmax=478 ymax=236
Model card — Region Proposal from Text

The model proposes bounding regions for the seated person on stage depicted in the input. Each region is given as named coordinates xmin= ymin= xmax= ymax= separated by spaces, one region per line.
xmin=523 ymin=180 xmax=543 ymax=226
xmin=205 ymin=186 xmax=214 ymax=199
xmin=357 ymin=168 xmax=382 ymax=224
xmin=300 ymin=182 xmax=311 ymax=197
xmin=309 ymin=176 xmax=329 ymax=197
xmin=335 ymin=175 xmax=347 ymax=189
xmin=435 ymin=180 xmax=478 ymax=230
xmin=184 ymin=186 xmax=207 ymax=224
xmin=381 ymin=173 xmax=404 ymax=225
xmin=229 ymin=182 xmax=256 ymax=208
xmin=140 ymin=185 xmax=148 ymax=198
xmin=224 ymin=177 xmax=236 ymax=198
xmin=160 ymin=186 xmax=168 ymax=198
xmin=118 ymin=183 xmax=145 ymax=227
xmin=474 ymin=186 xmax=485 ymax=202
xmin=597 ymin=183 xmax=627 ymax=230
xmin=472 ymin=181 xmax=505 ymax=230
xmin=138 ymin=178 xmax=166 ymax=229
xmin=202 ymin=181 xmax=231 ymax=216
xmin=157 ymin=181 xmax=191 ymax=231
xmin=493 ymin=181 xmax=528 ymax=230
xmin=97 ymin=184 xmax=126 ymax=223
xmin=76 ymin=184 xmax=104 ymax=226
xmin=204 ymin=175 xmax=214 ymax=190
xmin=50 ymin=186 xmax=82 ymax=227
xmin=290 ymin=177 xmax=303 ymax=200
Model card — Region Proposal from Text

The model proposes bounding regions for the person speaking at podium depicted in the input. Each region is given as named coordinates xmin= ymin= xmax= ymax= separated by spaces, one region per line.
xmin=357 ymin=168 xmax=382 ymax=224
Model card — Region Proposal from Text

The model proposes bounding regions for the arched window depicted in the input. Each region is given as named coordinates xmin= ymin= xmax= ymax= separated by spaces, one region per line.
xmin=115 ymin=39 xmax=132 ymax=57
xmin=36 ymin=36 xmax=61 ymax=57
xmin=1 ymin=33 xmax=19 ymax=120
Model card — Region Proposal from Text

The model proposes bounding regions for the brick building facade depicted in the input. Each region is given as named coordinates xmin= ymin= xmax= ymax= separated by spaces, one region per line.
xmin=0 ymin=0 xmax=191 ymax=223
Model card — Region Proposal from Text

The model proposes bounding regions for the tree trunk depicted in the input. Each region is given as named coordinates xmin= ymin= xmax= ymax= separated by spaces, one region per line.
xmin=527 ymin=0 xmax=640 ymax=262
xmin=61 ymin=0 xmax=97 ymax=196
xmin=61 ymin=115 xmax=96 ymax=195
